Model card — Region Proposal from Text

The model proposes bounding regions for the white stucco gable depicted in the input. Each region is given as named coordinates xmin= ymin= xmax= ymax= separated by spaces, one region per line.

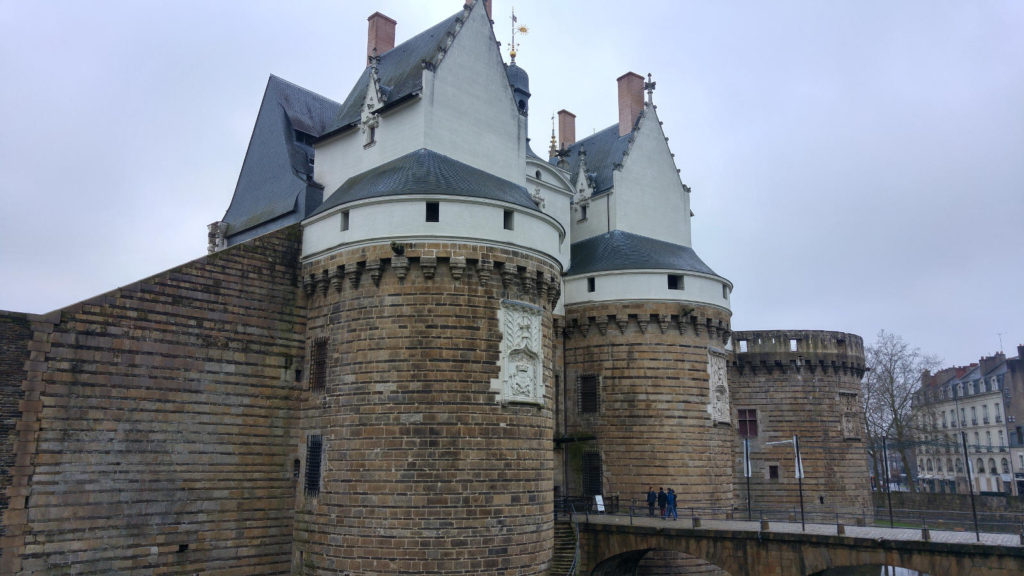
xmin=610 ymin=103 xmax=693 ymax=247
xmin=424 ymin=1 xmax=525 ymax=186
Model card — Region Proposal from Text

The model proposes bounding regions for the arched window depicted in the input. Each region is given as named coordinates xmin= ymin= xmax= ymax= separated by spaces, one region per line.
xmin=976 ymin=458 xmax=984 ymax=474
xmin=988 ymin=458 xmax=997 ymax=475
xmin=936 ymin=460 xmax=942 ymax=472
xmin=1002 ymin=458 xmax=1010 ymax=474
xmin=947 ymin=458 xmax=953 ymax=472
xmin=956 ymin=459 xmax=963 ymax=473
xmin=926 ymin=459 xmax=933 ymax=471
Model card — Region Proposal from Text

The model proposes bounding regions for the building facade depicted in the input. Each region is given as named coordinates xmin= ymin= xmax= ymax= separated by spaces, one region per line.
xmin=914 ymin=347 xmax=1024 ymax=496
xmin=0 ymin=2 xmax=870 ymax=574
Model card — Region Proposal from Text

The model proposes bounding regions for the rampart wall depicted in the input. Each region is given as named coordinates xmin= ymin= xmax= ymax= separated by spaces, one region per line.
xmin=0 ymin=226 xmax=307 ymax=575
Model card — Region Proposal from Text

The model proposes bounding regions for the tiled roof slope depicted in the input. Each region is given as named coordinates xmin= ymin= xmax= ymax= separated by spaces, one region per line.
xmin=312 ymin=148 xmax=540 ymax=216
xmin=221 ymin=75 xmax=340 ymax=237
xmin=326 ymin=12 xmax=464 ymax=135
xmin=567 ymin=230 xmax=718 ymax=277
xmin=553 ymin=123 xmax=632 ymax=195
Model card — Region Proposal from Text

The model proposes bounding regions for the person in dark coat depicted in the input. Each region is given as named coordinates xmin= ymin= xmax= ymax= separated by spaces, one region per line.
xmin=657 ymin=487 xmax=667 ymax=519
xmin=646 ymin=487 xmax=656 ymax=517
xmin=666 ymin=488 xmax=678 ymax=520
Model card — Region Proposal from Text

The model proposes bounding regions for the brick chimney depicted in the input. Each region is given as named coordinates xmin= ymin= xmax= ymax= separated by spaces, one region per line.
xmin=558 ymin=109 xmax=576 ymax=150
xmin=617 ymin=72 xmax=645 ymax=136
xmin=367 ymin=12 xmax=397 ymax=65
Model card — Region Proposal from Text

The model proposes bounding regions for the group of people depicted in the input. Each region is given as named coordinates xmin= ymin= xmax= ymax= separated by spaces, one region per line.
xmin=645 ymin=487 xmax=677 ymax=520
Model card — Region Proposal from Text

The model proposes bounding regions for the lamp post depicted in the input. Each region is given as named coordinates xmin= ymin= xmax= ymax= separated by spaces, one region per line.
xmin=742 ymin=438 xmax=752 ymax=521
xmin=882 ymin=435 xmax=894 ymax=528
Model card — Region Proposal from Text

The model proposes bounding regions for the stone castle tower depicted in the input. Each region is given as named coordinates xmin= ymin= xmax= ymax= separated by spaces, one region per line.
xmin=0 ymin=2 xmax=869 ymax=574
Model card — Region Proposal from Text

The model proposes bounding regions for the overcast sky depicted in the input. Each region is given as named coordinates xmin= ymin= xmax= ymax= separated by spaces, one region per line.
xmin=1 ymin=0 xmax=1021 ymax=367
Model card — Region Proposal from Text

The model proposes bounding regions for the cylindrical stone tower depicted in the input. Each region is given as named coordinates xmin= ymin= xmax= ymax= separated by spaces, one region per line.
xmin=558 ymin=232 xmax=735 ymax=511
xmin=292 ymin=151 xmax=564 ymax=575
xmin=729 ymin=330 xmax=871 ymax=516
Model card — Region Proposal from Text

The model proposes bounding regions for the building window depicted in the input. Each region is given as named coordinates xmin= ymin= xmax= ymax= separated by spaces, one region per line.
xmin=341 ymin=210 xmax=350 ymax=231
xmin=789 ymin=339 xmax=798 ymax=352
xmin=426 ymin=201 xmax=440 ymax=222
xmin=723 ymin=285 xmax=729 ymax=299
xmin=586 ymin=277 xmax=595 ymax=293
xmin=1002 ymin=458 xmax=1010 ymax=474
xmin=578 ymin=203 xmax=588 ymax=221
xmin=768 ymin=464 xmax=779 ymax=481
xmin=503 ymin=209 xmax=514 ymax=230
xmin=667 ymin=274 xmax=683 ymax=290
xmin=739 ymin=340 xmax=748 ymax=353
xmin=976 ymin=458 xmax=984 ymax=475
xmin=305 ymin=434 xmax=323 ymax=497
xmin=988 ymin=458 xmax=997 ymax=474
xmin=582 ymin=451 xmax=602 ymax=496
xmin=309 ymin=337 xmax=328 ymax=393
xmin=738 ymin=409 xmax=758 ymax=437
xmin=579 ymin=374 xmax=600 ymax=414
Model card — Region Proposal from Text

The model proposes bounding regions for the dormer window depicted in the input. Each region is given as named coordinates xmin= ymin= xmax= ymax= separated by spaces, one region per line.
xmin=578 ymin=204 xmax=588 ymax=222
xmin=364 ymin=123 xmax=377 ymax=148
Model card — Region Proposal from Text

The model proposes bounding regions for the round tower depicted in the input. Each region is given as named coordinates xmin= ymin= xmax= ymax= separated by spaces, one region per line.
xmin=558 ymin=233 xmax=735 ymax=510
xmin=293 ymin=150 xmax=564 ymax=575
xmin=729 ymin=330 xmax=871 ymax=516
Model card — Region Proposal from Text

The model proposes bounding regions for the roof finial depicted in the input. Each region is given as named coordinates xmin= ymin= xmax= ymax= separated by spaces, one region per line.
xmin=548 ymin=112 xmax=557 ymax=159
xmin=645 ymin=73 xmax=657 ymax=105
xmin=509 ymin=7 xmax=528 ymax=62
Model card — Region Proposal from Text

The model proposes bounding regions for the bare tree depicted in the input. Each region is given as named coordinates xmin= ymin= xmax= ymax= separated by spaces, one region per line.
xmin=862 ymin=330 xmax=941 ymax=492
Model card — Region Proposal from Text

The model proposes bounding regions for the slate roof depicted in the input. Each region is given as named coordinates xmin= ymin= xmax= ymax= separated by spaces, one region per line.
xmin=312 ymin=148 xmax=541 ymax=216
xmin=325 ymin=12 xmax=464 ymax=136
xmin=553 ymin=122 xmax=633 ymax=195
xmin=221 ymin=75 xmax=341 ymax=237
xmin=567 ymin=230 xmax=719 ymax=277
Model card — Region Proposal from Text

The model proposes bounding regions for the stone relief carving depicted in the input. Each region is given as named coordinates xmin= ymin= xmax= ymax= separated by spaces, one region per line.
xmin=495 ymin=300 xmax=544 ymax=405
xmin=708 ymin=350 xmax=730 ymax=424
xmin=839 ymin=392 xmax=860 ymax=439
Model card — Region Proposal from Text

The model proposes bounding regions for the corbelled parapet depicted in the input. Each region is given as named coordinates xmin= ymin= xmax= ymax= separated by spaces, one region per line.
xmin=731 ymin=330 xmax=865 ymax=378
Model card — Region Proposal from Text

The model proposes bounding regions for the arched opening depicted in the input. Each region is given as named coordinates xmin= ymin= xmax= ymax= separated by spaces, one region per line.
xmin=591 ymin=549 xmax=733 ymax=576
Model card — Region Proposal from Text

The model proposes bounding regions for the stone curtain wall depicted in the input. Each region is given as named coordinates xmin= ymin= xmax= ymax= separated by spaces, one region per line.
xmin=561 ymin=302 xmax=734 ymax=510
xmin=294 ymin=241 xmax=558 ymax=575
xmin=0 ymin=226 xmax=307 ymax=575
xmin=729 ymin=330 xmax=871 ymax=517
xmin=0 ymin=312 xmax=34 ymax=549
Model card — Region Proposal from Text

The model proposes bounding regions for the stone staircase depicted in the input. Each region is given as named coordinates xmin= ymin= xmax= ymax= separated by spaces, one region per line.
xmin=549 ymin=520 xmax=578 ymax=575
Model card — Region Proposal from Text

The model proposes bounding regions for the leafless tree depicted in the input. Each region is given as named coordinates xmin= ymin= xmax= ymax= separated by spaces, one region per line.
xmin=862 ymin=330 xmax=941 ymax=492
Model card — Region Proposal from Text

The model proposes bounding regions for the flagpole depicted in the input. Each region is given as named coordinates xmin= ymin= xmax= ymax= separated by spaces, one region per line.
xmin=744 ymin=438 xmax=752 ymax=521
xmin=795 ymin=435 xmax=805 ymax=531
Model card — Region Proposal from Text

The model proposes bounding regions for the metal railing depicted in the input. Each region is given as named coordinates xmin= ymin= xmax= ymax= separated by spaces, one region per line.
xmin=568 ymin=504 xmax=580 ymax=576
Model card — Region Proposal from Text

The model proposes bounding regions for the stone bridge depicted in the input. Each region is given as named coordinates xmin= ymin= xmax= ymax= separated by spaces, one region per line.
xmin=575 ymin=515 xmax=1024 ymax=576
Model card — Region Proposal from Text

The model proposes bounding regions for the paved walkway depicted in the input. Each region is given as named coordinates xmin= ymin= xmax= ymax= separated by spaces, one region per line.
xmin=576 ymin=512 xmax=1024 ymax=547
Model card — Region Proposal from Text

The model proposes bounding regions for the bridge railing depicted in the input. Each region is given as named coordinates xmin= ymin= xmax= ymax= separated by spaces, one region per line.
xmin=578 ymin=498 xmax=1024 ymax=537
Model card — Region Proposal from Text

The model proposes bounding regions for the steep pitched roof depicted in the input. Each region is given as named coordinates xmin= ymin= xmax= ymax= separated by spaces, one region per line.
xmin=312 ymin=148 xmax=540 ymax=216
xmin=325 ymin=12 xmax=465 ymax=136
xmin=567 ymin=230 xmax=719 ymax=277
xmin=221 ymin=75 xmax=340 ymax=237
xmin=553 ymin=122 xmax=632 ymax=196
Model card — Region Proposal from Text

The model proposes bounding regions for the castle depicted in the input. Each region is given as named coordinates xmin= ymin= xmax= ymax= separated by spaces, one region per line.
xmin=0 ymin=2 xmax=869 ymax=574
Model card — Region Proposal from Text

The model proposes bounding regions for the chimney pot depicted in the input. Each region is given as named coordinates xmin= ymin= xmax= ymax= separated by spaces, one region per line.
xmin=367 ymin=12 xmax=397 ymax=65
xmin=558 ymin=110 xmax=576 ymax=150
xmin=617 ymin=72 xmax=645 ymax=136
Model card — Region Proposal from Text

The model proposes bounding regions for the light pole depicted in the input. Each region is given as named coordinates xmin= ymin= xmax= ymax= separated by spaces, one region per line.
xmin=766 ymin=435 xmax=805 ymax=530
xmin=882 ymin=435 xmax=894 ymax=528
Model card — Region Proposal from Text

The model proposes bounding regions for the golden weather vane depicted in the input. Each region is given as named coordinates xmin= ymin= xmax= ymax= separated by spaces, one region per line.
xmin=509 ymin=7 xmax=528 ymax=62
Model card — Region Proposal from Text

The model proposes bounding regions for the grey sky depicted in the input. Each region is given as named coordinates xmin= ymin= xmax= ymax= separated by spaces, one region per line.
xmin=1 ymin=1 xmax=1021 ymax=367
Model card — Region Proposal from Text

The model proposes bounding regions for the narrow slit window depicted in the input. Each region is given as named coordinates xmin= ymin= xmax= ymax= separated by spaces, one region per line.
xmin=425 ymin=202 xmax=440 ymax=222
xmin=309 ymin=337 xmax=328 ymax=393
xmin=305 ymin=434 xmax=323 ymax=497
xmin=341 ymin=210 xmax=350 ymax=231
xmin=587 ymin=277 xmax=595 ymax=293
xmin=667 ymin=274 xmax=683 ymax=290
xmin=723 ymin=285 xmax=729 ymax=299
xmin=503 ymin=209 xmax=514 ymax=230
xmin=579 ymin=374 xmax=600 ymax=414
xmin=579 ymin=204 xmax=588 ymax=221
